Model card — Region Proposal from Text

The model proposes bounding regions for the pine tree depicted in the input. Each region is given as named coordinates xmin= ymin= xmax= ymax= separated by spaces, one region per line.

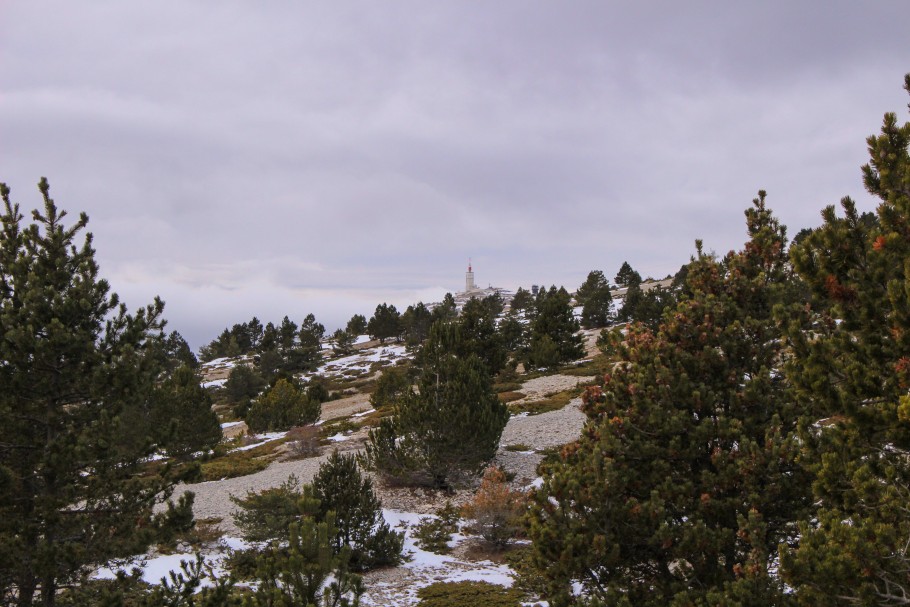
xmin=614 ymin=261 xmax=641 ymax=287
xmin=400 ymin=302 xmax=433 ymax=347
xmin=0 ymin=179 xmax=189 ymax=606
xmin=247 ymin=378 xmax=320 ymax=432
xmin=149 ymin=365 xmax=222 ymax=458
xmin=331 ymin=328 xmax=356 ymax=355
xmin=345 ymin=314 xmax=367 ymax=336
xmin=528 ymin=194 xmax=810 ymax=606
xmin=363 ymin=322 xmax=509 ymax=489
xmin=526 ymin=286 xmax=584 ymax=369
xmin=367 ymin=303 xmax=401 ymax=344
xmin=454 ymin=297 xmax=507 ymax=376
xmin=779 ymin=74 xmax=910 ymax=606
xmin=311 ymin=451 xmax=404 ymax=571
xmin=576 ymin=270 xmax=613 ymax=329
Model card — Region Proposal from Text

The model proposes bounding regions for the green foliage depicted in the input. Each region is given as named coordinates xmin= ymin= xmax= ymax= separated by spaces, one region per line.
xmin=460 ymin=297 xmax=508 ymax=376
xmin=401 ymin=302 xmax=433 ymax=347
xmin=150 ymin=365 xmax=222 ymax=458
xmin=247 ymin=378 xmax=321 ymax=432
xmin=431 ymin=292 xmax=458 ymax=323
xmin=527 ymin=193 xmax=810 ymax=606
xmin=778 ymin=74 xmax=910 ymax=606
xmin=510 ymin=287 xmax=534 ymax=313
xmin=367 ymin=302 xmax=401 ymax=344
xmin=311 ymin=451 xmax=404 ymax=570
xmin=369 ymin=365 xmax=412 ymax=409
xmin=0 ymin=179 xmax=189 ymax=605
xmin=332 ymin=328 xmax=356 ymax=355
xmin=232 ymin=457 xmax=401 ymax=573
xmin=576 ymin=270 xmax=613 ymax=329
xmin=525 ymin=286 xmax=584 ymax=369
xmin=416 ymin=581 xmax=525 ymax=607
xmin=232 ymin=476 xmax=304 ymax=542
xmin=614 ymin=261 xmax=641 ymax=287
xmin=224 ymin=365 xmax=266 ymax=419
xmin=413 ymin=503 xmax=461 ymax=554
xmin=198 ymin=447 xmax=274 ymax=482
xmin=346 ymin=313 xmax=368 ymax=336
xmin=617 ymin=281 xmax=677 ymax=329
xmin=364 ymin=322 xmax=509 ymax=488
xmin=249 ymin=515 xmax=363 ymax=607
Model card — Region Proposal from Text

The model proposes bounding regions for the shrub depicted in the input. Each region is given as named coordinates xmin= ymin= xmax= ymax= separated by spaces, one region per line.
xmin=231 ymin=476 xmax=303 ymax=542
xmin=413 ymin=502 xmax=460 ymax=554
xmin=369 ymin=365 xmax=411 ymax=409
xmin=247 ymin=378 xmax=321 ymax=432
xmin=416 ymin=581 xmax=525 ymax=607
xmin=198 ymin=453 xmax=271 ymax=482
xmin=461 ymin=467 xmax=526 ymax=549
xmin=311 ymin=450 xmax=404 ymax=571
xmin=364 ymin=322 xmax=509 ymax=489
xmin=286 ymin=425 xmax=321 ymax=459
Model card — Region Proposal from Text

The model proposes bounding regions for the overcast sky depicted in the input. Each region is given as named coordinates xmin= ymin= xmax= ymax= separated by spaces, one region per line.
xmin=2 ymin=2 xmax=909 ymax=349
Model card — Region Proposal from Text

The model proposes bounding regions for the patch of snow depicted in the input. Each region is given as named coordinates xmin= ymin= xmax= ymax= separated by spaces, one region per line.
xmin=354 ymin=334 xmax=372 ymax=345
xmin=352 ymin=408 xmax=376 ymax=417
xmin=327 ymin=433 xmax=350 ymax=442
xmin=220 ymin=421 xmax=244 ymax=429
xmin=202 ymin=378 xmax=228 ymax=389
xmin=230 ymin=431 xmax=287 ymax=452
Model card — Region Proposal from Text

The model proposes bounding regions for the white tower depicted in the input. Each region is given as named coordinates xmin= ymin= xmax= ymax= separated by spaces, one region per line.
xmin=465 ymin=259 xmax=475 ymax=292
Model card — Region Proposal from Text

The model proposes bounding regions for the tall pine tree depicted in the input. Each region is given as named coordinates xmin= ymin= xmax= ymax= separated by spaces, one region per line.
xmin=363 ymin=321 xmax=509 ymax=489
xmin=779 ymin=74 xmax=910 ymax=606
xmin=528 ymin=193 xmax=810 ymax=606
xmin=0 ymin=179 xmax=189 ymax=606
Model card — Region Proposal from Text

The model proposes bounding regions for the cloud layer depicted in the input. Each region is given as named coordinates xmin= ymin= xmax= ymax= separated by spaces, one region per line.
xmin=2 ymin=1 xmax=908 ymax=348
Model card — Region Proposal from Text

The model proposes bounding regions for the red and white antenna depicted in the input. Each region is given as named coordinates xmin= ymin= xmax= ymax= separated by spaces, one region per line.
xmin=468 ymin=257 xmax=472 ymax=272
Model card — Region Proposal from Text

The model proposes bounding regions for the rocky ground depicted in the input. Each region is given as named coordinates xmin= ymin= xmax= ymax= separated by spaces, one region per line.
xmin=168 ymin=372 xmax=595 ymax=604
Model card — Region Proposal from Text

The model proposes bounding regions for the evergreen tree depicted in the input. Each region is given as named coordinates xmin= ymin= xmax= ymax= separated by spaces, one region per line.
xmin=149 ymin=365 xmax=222 ymax=458
xmin=223 ymin=364 xmax=266 ymax=418
xmin=346 ymin=313 xmax=367 ymax=336
xmin=779 ymin=75 xmax=910 ymax=605
xmin=298 ymin=313 xmax=325 ymax=350
xmin=247 ymin=316 xmax=264 ymax=351
xmin=250 ymin=514 xmax=363 ymax=607
xmin=576 ymin=270 xmax=613 ymax=329
xmin=431 ymin=292 xmax=458 ymax=323
xmin=509 ymin=287 xmax=533 ymax=313
xmin=277 ymin=315 xmax=298 ymax=351
xmin=455 ymin=297 xmax=507 ymax=376
xmin=525 ymin=286 xmax=584 ymax=369
xmin=247 ymin=378 xmax=321 ymax=432
xmin=369 ymin=365 xmax=412 ymax=409
xmin=332 ymin=328 xmax=356 ymax=355
xmin=311 ymin=451 xmax=404 ymax=571
xmin=0 ymin=179 xmax=190 ymax=606
xmin=155 ymin=330 xmax=198 ymax=374
xmin=614 ymin=260 xmax=642 ymax=287
xmin=260 ymin=321 xmax=279 ymax=352
xmin=363 ymin=322 xmax=509 ymax=489
xmin=400 ymin=302 xmax=433 ymax=347
xmin=528 ymin=193 xmax=811 ymax=606
xmin=367 ymin=303 xmax=401 ymax=344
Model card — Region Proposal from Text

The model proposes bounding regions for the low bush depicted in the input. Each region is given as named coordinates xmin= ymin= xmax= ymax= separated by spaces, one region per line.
xmin=497 ymin=391 xmax=525 ymax=404
xmin=198 ymin=453 xmax=270 ymax=482
xmin=461 ymin=467 xmax=526 ymax=549
xmin=286 ymin=425 xmax=321 ymax=459
xmin=413 ymin=502 xmax=460 ymax=554
xmin=416 ymin=581 xmax=526 ymax=607
xmin=509 ymin=388 xmax=575 ymax=415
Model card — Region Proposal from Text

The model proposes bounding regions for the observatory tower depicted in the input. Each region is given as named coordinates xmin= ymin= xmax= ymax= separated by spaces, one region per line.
xmin=465 ymin=259 xmax=475 ymax=292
